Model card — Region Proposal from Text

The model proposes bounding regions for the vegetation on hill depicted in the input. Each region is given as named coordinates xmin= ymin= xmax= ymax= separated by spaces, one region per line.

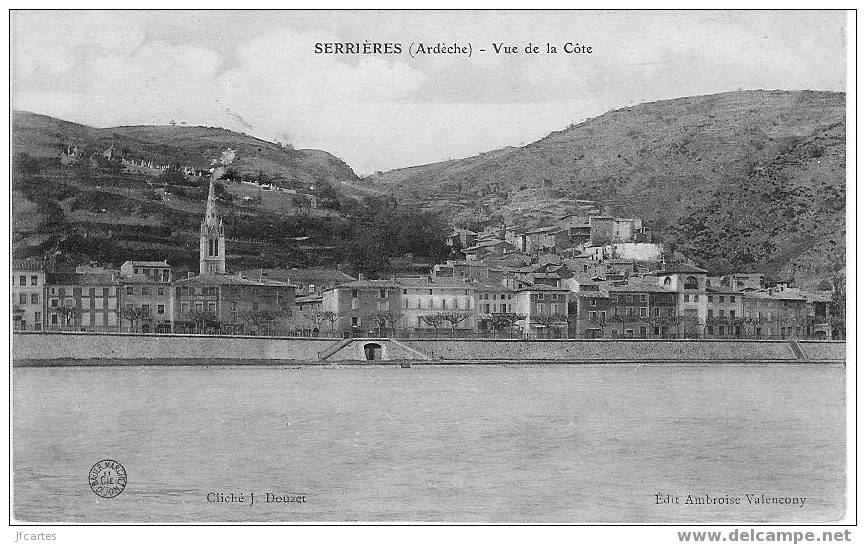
xmin=11 ymin=113 xmax=448 ymax=276
xmin=370 ymin=90 xmax=846 ymax=287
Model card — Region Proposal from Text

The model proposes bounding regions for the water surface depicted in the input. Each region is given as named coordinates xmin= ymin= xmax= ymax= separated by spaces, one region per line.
xmin=13 ymin=363 xmax=845 ymax=522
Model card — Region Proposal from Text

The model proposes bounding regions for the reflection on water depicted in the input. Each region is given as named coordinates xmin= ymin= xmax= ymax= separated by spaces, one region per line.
xmin=13 ymin=363 xmax=845 ymax=522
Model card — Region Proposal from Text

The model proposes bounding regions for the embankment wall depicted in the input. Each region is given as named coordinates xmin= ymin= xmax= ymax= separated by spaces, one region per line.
xmin=13 ymin=332 xmax=333 ymax=363
xmin=408 ymin=339 xmax=813 ymax=362
xmin=12 ymin=332 xmax=846 ymax=364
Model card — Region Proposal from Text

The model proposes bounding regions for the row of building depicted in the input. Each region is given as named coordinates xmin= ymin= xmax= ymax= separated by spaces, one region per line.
xmin=12 ymin=257 xmax=833 ymax=339
xmin=11 ymin=180 xmax=835 ymax=339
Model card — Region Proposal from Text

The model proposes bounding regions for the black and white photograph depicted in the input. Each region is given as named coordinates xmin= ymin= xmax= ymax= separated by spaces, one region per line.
xmin=7 ymin=8 xmax=853 ymax=531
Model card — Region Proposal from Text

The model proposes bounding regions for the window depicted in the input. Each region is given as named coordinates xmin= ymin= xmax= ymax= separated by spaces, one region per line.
xmin=684 ymin=276 xmax=698 ymax=289
xmin=134 ymin=268 xmax=139 ymax=274
xmin=589 ymin=311 xmax=597 ymax=320
xmin=707 ymin=326 xmax=714 ymax=335
xmin=351 ymin=289 xmax=358 ymax=298
xmin=684 ymin=294 xmax=690 ymax=302
xmin=31 ymin=293 xmax=39 ymax=304
xmin=126 ymin=286 xmax=134 ymax=295
xmin=639 ymin=326 xmax=647 ymax=337
xmin=157 ymin=305 xmax=165 ymax=315
xmin=19 ymin=276 xmax=26 ymax=286
xmin=600 ymin=311 xmax=606 ymax=319
xmin=158 ymin=287 xmax=164 ymax=296
xmin=351 ymin=317 xmax=358 ymax=326
xmin=141 ymin=304 xmax=150 ymax=312
xmin=654 ymin=307 xmax=660 ymax=317
xmin=208 ymin=302 xmax=217 ymax=313
xmin=719 ymin=310 xmax=725 ymax=318
xmin=194 ymin=302 xmax=203 ymax=312
xmin=141 ymin=287 xmax=151 ymax=296
xmin=640 ymin=307 xmax=647 ymax=317
xmin=30 ymin=275 xmax=38 ymax=286
xmin=18 ymin=293 xmax=26 ymax=304
xmin=708 ymin=295 xmax=714 ymax=302
xmin=181 ymin=302 xmax=190 ymax=315
xmin=730 ymin=296 xmax=736 ymax=303
xmin=535 ymin=303 xmax=544 ymax=314
xmin=590 ymin=299 xmax=597 ymax=307
xmin=639 ymin=294 xmax=647 ymax=303
xmin=730 ymin=310 xmax=735 ymax=318
xmin=708 ymin=309 xmax=714 ymax=318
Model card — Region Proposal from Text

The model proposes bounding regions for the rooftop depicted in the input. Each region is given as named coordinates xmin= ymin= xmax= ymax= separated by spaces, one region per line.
xmin=123 ymin=260 xmax=170 ymax=268
xmin=46 ymin=272 xmax=118 ymax=286
xmin=239 ymin=268 xmax=353 ymax=284
xmin=654 ymin=263 xmax=709 ymax=274
xmin=516 ymin=284 xmax=570 ymax=292
xmin=335 ymin=279 xmax=402 ymax=289
xmin=175 ymin=273 xmax=290 ymax=287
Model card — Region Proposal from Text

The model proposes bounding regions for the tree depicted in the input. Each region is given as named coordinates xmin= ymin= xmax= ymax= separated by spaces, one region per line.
xmin=490 ymin=312 xmax=526 ymax=338
xmin=828 ymin=274 xmax=846 ymax=339
xmin=741 ymin=315 xmax=762 ymax=338
xmin=188 ymin=309 xmax=218 ymax=333
xmin=240 ymin=310 xmax=278 ymax=336
xmin=609 ymin=312 xmax=631 ymax=337
xmin=440 ymin=311 xmax=471 ymax=337
xmin=56 ymin=305 xmax=82 ymax=331
xmin=119 ymin=306 xmax=152 ymax=333
xmin=366 ymin=311 xmax=402 ymax=337
xmin=531 ymin=313 xmax=569 ymax=338
xmin=316 ymin=311 xmax=342 ymax=336
xmin=419 ymin=313 xmax=447 ymax=337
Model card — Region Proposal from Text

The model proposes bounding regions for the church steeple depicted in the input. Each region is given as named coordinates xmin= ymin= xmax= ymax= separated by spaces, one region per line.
xmin=199 ymin=180 xmax=226 ymax=275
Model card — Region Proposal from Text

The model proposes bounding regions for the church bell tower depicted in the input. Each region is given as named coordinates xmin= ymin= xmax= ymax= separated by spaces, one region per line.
xmin=199 ymin=181 xmax=226 ymax=275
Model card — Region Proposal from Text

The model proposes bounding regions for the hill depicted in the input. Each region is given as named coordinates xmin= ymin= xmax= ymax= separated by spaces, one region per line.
xmin=12 ymin=111 xmax=359 ymax=186
xmin=11 ymin=112 xmax=449 ymax=276
xmin=369 ymin=90 xmax=846 ymax=287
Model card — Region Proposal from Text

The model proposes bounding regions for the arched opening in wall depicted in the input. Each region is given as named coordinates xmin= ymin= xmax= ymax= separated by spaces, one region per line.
xmin=364 ymin=343 xmax=383 ymax=361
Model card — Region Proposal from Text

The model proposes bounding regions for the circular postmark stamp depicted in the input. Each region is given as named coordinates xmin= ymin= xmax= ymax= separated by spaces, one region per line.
xmin=89 ymin=460 xmax=127 ymax=499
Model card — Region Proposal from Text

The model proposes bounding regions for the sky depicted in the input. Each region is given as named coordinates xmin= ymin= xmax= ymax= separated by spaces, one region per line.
xmin=11 ymin=10 xmax=847 ymax=174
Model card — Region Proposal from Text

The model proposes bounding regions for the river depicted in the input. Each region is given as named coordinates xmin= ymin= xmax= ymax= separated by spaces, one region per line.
xmin=12 ymin=363 xmax=845 ymax=522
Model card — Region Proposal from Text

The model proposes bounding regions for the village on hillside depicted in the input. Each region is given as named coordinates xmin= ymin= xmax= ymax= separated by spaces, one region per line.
xmin=11 ymin=142 xmax=844 ymax=341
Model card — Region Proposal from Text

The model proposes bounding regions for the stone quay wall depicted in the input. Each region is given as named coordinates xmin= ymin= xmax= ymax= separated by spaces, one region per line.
xmin=12 ymin=332 xmax=845 ymax=365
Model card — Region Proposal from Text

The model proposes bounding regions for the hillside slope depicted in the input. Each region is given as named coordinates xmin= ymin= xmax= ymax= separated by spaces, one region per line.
xmin=372 ymin=90 xmax=846 ymax=286
xmin=12 ymin=111 xmax=359 ymax=185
